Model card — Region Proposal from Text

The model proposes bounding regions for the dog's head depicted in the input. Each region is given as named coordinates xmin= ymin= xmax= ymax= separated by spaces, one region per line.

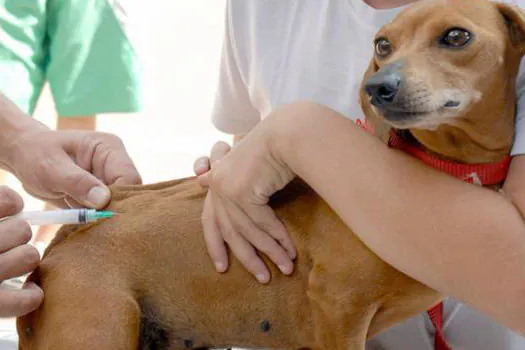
xmin=360 ymin=0 xmax=525 ymax=163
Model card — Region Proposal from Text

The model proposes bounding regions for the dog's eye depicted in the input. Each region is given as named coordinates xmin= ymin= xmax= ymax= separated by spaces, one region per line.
xmin=374 ymin=38 xmax=393 ymax=58
xmin=440 ymin=28 xmax=472 ymax=48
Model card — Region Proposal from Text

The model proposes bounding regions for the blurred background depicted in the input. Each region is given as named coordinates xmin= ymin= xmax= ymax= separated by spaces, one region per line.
xmin=4 ymin=0 xmax=229 ymax=210
xmin=0 ymin=0 xmax=228 ymax=343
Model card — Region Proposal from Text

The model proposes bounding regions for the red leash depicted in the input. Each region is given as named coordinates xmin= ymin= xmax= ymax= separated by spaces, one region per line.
xmin=428 ymin=303 xmax=452 ymax=350
xmin=356 ymin=118 xmax=511 ymax=349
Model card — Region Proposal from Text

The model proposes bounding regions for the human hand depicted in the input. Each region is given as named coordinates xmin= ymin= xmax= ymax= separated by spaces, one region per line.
xmin=194 ymin=141 xmax=234 ymax=274
xmin=0 ymin=187 xmax=43 ymax=317
xmin=193 ymin=141 xmax=231 ymax=176
xmin=2 ymin=129 xmax=142 ymax=209
xmin=196 ymin=130 xmax=296 ymax=283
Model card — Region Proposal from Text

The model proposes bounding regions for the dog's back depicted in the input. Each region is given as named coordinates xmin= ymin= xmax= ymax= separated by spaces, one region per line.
xmin=17 ymin=177 xmax=439 ymax=350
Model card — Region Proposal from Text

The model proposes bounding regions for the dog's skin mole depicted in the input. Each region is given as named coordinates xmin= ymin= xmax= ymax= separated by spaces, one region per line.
xmin=260 ymin=320 xmax=271 ymax=332
xmin=25 ymin=327 xmax=32 ymax=338
xmin=184 ymin=339 xmax=193 ymax=348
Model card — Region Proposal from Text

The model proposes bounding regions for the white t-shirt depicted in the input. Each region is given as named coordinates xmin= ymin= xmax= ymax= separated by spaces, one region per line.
xmin=212 ymin=0 xmax=525 ymax=349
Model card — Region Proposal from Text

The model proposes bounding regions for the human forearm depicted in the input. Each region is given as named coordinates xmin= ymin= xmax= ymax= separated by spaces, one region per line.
xmin=56 ymin=115 xmax=96 ymax=131
xmin=270 ymin=101 xmax=525 ymax=332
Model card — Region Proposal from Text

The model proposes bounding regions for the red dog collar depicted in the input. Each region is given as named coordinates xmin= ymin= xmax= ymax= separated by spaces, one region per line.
xmin=356 ymin=119 xmax=511 ymax=186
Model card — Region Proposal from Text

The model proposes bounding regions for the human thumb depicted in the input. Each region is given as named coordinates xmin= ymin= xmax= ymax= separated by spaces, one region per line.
xmin=197 ymin=170 xmax=212 ymax=188
xmin=45 ymin=160 xmax=111 ymax=209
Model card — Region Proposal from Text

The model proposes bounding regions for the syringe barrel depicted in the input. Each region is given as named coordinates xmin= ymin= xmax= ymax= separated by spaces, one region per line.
xmin=15 ymin=209 xmax=94 ymax=225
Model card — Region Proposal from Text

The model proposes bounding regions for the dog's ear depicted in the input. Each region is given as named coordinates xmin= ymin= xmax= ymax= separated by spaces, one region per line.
xmin=495 ymin=3 xmax=525 ymax=54
xmin=359 ymin=59 xmax=391 ymax=143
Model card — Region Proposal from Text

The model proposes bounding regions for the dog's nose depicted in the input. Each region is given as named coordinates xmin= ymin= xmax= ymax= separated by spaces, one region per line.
xmin=364 ymin=68 xmax=403 ymax=107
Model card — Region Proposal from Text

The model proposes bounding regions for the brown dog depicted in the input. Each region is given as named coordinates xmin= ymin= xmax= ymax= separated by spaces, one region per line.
xmin=16 ymin=0 xmax=525 ymax=349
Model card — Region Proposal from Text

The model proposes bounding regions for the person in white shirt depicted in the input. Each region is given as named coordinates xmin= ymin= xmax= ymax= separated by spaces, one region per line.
xmin=193 ymin=0 xmax=525 ymax=349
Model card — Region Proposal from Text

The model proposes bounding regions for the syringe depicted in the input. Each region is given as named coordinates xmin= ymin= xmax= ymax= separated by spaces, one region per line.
xmin=11 ymin=209 xmax=115 ymax=226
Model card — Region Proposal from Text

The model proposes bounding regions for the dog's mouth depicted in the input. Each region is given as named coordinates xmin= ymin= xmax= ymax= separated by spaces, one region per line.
xmin=392 ymin=128 xmax=420 ymax=145
xmin=443 ymin=100 xmax=461 ymax=108
xmin=379 ymin=99 xmax=461 ymax=128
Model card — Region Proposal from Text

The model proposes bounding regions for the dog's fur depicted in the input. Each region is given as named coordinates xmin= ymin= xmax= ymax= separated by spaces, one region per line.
xmin=16 ymin=1 xmax=525 ymax=349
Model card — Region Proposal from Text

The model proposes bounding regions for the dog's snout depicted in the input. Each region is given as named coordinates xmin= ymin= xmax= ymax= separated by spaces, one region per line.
xmin=365 ymin=66 xmax=403 ymax=108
